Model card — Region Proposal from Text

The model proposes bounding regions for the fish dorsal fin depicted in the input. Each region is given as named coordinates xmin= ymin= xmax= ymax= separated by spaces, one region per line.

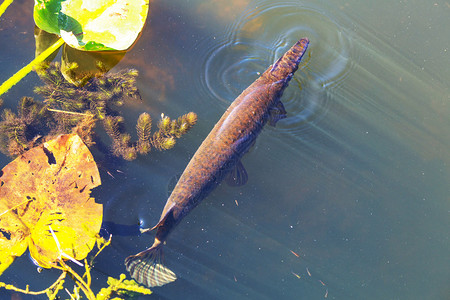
xmin=226 ymin=160 xmax=248 ymax=186
xmin=268 ymin=101 xmax=287 ymax=126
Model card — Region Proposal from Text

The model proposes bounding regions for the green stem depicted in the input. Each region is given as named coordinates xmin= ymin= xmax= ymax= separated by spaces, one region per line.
xmin=0 ymin=271 xmax=67 ymax=295
xmin=58 ymin=261 xmax=96 ymax=300
xmin=0 ymin=37 xmax=65 ymax=97
xmin=0 ymin=0 xmax=14 ymax=17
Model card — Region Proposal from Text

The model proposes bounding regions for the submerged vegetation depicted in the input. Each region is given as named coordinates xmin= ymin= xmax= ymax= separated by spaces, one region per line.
xmin=0 ymin=62 xmax=197 ymax=160
xmin=0 ymin=0 xmax=194 ymax=298
xmin=0 ymin=235 xmax=152 ymax=299
xmin=0 ymin=134 xmax=153 ymax=299
xmin=105 ymin=111 xmax=198 ymax=160
xmin=1 ymin=17 xmax=196 ymax=297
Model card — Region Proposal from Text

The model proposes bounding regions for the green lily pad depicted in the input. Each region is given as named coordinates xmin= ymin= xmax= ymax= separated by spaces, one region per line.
xmin=33 ymin=0 xmax=62 ymax=35
xmin=34 ymin=0 xmax=149 ymax=51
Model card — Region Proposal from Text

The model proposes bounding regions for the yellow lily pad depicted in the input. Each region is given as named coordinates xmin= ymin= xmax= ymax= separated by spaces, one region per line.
xmin=0 ymin=134 xmax=102 ymax=274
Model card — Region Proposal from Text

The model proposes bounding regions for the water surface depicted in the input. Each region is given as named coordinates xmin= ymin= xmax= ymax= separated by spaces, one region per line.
xmin=0 ymin=0 xmax=449 ymax=299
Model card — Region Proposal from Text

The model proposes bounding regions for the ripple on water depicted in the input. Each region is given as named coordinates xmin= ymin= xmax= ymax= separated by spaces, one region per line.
xmin=193 ymin=1 xmax=356 ymax=135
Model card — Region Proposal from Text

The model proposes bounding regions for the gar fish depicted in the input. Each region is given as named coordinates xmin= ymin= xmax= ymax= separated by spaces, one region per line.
xmin=125 ymin=38 xmax=310 ymax=287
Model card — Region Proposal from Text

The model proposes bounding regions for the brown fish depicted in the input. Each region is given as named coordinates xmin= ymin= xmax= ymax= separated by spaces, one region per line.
xmin=125 ymin=38 xmax=310 ymax=287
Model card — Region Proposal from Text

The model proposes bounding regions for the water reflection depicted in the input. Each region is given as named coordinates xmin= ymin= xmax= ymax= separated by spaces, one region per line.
xmin=194 ymin=2 xmax=354 ymax=136
xmin=1 ymin=0 xmax=449 ymax=299
xmin=34 ymin=26 xmax=127 ymax=86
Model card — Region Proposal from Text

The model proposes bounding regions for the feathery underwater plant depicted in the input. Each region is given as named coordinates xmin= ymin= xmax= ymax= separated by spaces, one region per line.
xmin=34 ymin=62 xmax=140 ymax=121
xmin=0 ymin=96 xmax=51 ymax=156
xmin=0 ymin=62 xmax=197 ymax=160
xmin=104 ymin=111 xmax=198 ymax=160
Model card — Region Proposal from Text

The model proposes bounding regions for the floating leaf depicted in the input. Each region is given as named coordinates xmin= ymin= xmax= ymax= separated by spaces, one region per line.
xmin=0 ymin=134 xmax=102 ymax=274
xmin=34 ymin=0 xmax=150 ymax=51
xmin=33 ymin=0 xmax=63 ymax=35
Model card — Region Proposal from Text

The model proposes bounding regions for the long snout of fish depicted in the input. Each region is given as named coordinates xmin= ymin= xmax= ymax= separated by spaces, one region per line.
xmin=269 ymin=38 xmax=309 ymax=81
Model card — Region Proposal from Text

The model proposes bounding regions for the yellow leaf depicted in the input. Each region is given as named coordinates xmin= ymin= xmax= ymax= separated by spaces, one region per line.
xmin=0 ymin=134 xmax=102 ymax=274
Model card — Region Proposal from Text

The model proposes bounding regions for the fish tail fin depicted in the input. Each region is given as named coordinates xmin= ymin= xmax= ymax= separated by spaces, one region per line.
xmin=125 ymin=245 xmax=177 ymax=287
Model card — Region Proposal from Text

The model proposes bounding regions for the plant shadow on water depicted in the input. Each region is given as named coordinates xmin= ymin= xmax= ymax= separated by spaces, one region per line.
xmin=1 ymin=0 xmax=450 ymax=299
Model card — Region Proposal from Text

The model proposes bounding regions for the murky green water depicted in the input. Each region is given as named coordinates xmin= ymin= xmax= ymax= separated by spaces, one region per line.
xmin=1 ymin=0 xmax=449 ymax=299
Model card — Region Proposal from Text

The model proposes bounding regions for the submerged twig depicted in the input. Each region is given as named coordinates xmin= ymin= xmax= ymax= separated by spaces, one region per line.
xmin=47 ymin=108 xmax=90 ymax=116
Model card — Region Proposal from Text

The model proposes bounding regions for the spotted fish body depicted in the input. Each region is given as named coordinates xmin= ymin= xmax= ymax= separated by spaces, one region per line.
xmin=126 ymin=38 xmax=309 ymax=287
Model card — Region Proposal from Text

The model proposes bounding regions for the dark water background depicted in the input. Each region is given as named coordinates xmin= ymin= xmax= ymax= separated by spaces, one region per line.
xmin=0 ymin=0 xmax=449 ymax=299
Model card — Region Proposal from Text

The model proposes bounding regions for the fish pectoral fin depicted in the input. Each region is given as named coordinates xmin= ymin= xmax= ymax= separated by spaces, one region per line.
xmin=167 ymin=173 xmax=182 ymax=198
xmin=151 ymin=202 xmax=177 ymax=230
xmin=268 ymin=100 xmax=287 ymax=126
xmin=226 ymin=160 xmax=248 ymax=186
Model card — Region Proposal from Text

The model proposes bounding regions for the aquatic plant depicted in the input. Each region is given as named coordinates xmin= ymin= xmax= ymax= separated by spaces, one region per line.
xmin=0 ymin=134 xmax=152 ymax=299
xmin=96 ymin=274 xmax=152 ymax=300
xmin=0 ymin=0 xmax=149 ymax=95
xmin=0 ymin=96 xmax=51 ymax=156
xmin=104 ymin=111 xmax=198 ymax=160
xmin=0 ymin=0 xmax=13 ymax=17
xmin=0 ymin=38 xmax=65 ymax=96
xmin=0 ymin=235 xmax=152 ymax=299
xmin=34 ymin=62 xmax=140 ymax=120
xmin=0 ymin=63 xmax=197 ymax=160
xmin=34 ymin=0 xmax=150 ymax=51
xmin=0 ymin=134 xmax=102 ymax=274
